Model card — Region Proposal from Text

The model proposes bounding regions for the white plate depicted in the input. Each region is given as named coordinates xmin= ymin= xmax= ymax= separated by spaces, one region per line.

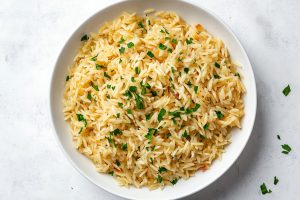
xmin=50 ymin=0 xmax=257 ymax=199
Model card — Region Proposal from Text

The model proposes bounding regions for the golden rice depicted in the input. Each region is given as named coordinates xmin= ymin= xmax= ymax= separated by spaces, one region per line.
xmin=63 ymin=10 xmax=245 ymax=189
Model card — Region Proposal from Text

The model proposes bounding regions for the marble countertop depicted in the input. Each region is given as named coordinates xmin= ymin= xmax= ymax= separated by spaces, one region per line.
xmin=1 ymin=0 xmax=300 ymax=199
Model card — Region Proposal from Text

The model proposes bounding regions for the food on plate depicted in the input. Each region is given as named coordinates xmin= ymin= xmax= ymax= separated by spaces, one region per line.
xmin=63 ymin=10 xmax=245 ymax=189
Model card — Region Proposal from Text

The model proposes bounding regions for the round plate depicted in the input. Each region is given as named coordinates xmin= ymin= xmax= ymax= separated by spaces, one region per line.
xmin=50 ymin=0 xmax=257 ymax=199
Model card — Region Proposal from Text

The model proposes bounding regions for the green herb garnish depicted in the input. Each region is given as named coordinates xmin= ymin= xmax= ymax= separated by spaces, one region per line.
xmin=203 ymin=123 xmax=209 ymax=130
xmin=87 ymin=93 xmax=92 ymax=100
xmin=214 ymin=74 xmax=220 ymax=79
xmin=282 ymin=85 xmax=291 ymax=96
xmin=119 ymin=37 xmax=125 ymax=44
xmin=186 ymin=38 xmax=193 ymax=45
xmin=171 ymin=67 xmax=175 ymax=74
xmin=158 ymin=167 xmax=167 ymax=173
xmin=81 ymin=34 xmax=89 ymax=41
xmin=129 ymin=86 xmax=137 ymax=93
xmin=151 ymin=90 xmax=157 ymax=96
xmin=76 ymin=114 xmax=87 ymax=126
xmin=159 ymin=43 xmax=167 ymax=50
xmin=146 ymin=113 xmax=152 ymax=121
xmin=194 ymin=85 xmax=198 ymax=93
xmin=118 ymin=102 xmax=123 ymax=108
xmin=182 ymin=130 xmax=189 ymax=138
xmin=215 ymin=111 xmax=224 ymax=119
xmin=157 ymin=175 xmax=163 ymax=183
xmin=96 ymin=64 xmax=105 ymax=70
xmin=66 ymin=75 xmax=70 ymax=82
xmin=126 ymin=109 xmax=132 ymax=114
xmin=260 ymin=183 xmax=272 ymax=195
xmin=281 ymin=144 xmax=292 ymax=154
xmin=145 ymin=128 xmax=157 ymax=141
xmin=135 ymin=94 xmax=144 ymax=109
xmin=119 ymin=47 xmax=125 ymax=54
xmin=127 ymin=42 xmax=134 ymax=48
xmin=171 ymin=38 xmax=178 ymax=44
xmin=135 ymin=67 xmax=140 ymax=74
xmin=215 ymin=62 xmax=220 ymax=68
xmin=115 ymin=160 xmax=121 ymax=167
xmin=124 ymin=90 xmax=133 ymax=99
xmin=111 ymin=128 xmax=122 ymax=135
xmin=121 ymin=143 xmax=128 ymax=151
xmin=277 ymin=135 xmax=281 ymax=140
xmin=158 ymin=108 xmax=166 ymax=122
xmin=274 ymin=176 xmax=279 ymax=185
xmin=171 ymin=178 xmax=178 ymax=185
xmin=184 ymin=68 xmax=189 ymax=74
xmin=108 ymin=171 xmax=114 ymax=176
xmin=104 ymin=72 xmax=111 ymax=79
xmin=168 ymin=111 xmax=181 ymax=118
xmin=91 ymin=55 xmax=98 ymax=61
xmin=166 ymin=133 xmax=171 ymax=138
xmin=147 ymin=51 xmax=155 ymax=58
xmin=138 ymin=21 xmax=144 ymax=29
xmin=91 ymin=82 xmax=99 ymax=91
xmin=131 ymin=77 xmax=135 ymax=82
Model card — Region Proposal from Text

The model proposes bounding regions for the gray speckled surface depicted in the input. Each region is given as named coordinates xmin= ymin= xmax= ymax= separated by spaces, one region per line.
xmin=0 ymin=0 xmax=300 ymax=199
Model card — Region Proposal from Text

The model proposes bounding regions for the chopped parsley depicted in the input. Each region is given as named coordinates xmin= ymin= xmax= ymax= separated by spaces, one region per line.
xmin=168 ymin=111 xmax=181 ymax=118
xmin=281 ymin=144 xmax=292 ymax=154
xmin=138 ymin=21 xmax=144 ymax=29
xmin=149 ymin=157 xmax=154 ymax=164
xmin=119 ymin=47 xmax=125 ymax=54
xmin=186 ymin=38 xmax=193 ymax=45
xmin=158 ymin=108 xmax=166 ymax=122
xmin=116 ymin=113 xmax=120 ymax=118
xmin=66 ymin=75 xmax=70 ymax=82
xmin=171 ymin=67 xmax=175 ymax=74
xmin=87 ymin=93 xmax=92 ymax=100
xmin=274 ymin=176 xmax=279 ymax=185
xmin=214 ymin=74 xmax=220 ymax=79
xmin=126 ymin=109 xmax=132 ymax=114
xmin=235 ymin=72 xmax=240 ymax=78
xmin=78 ymin=127 xmax=83 ymax=134
xmin=135 ymin=94 xmax=144 ymax=109
xmin=91 ymin=55 xmax=98 ymax=61
xmin=157 ymin=175 xmax=163 ymax=183
xmin=112 ymin=86 xmax=115 ymax=90
xmin=199 ymin=133 xmax=207 ymax=139
xmin=106 ymin=84 xmax=111 ymax=89
xmin=165 ymin=37 xmax=170 ymax=40
xmin=141 ymin=87 xmax=146 ymax=95
xmin=151 ymin=90 xmax=157 ymax=96
xmin=127 ymin=42 xmax=134 ymax=48
xmin=121 ymin=143 xmax=128 ymax=151
xmin=131 ymin=77 xmax=135 ymax=82
xmin=147 ymin=51 xmax=155 ymax=58
xmin=146 ymin=113 xmax=152 ymax=121
xmin=215 ymin=111 xmax=224 ymax=119
xmin=115 ymin=160 xmax=121 ymax=167
xmin=96 ymin=64 xmax=105 ymax=70
xmin=171 ymin=178 xmax=178 ymax=185
xmin=260 ymin=183 xmax=272 ymax=195
xmin=119 ymin=37 xmax=125 ymax=44
xmin=159 ymin=43 xmax=167 ymax=50
xmin=277 ymin=135 xmax=281 ymax=140
xmin=203 ymin=123 xmax=209 ymax=130
xmin=129 ymin=86 xmax=137 ymax=93
xmin=124 ymin=90 xmax=133 ymax=99
xmin=186 ymin=81 xmax=192 ymax=87
xmin=91 ymin=82 xmax=99 ymax=91
xmin=215 ymin=62 xmax=220 ymax=68
xmin=166 ymin=133 xmax=171 ymax=138
xmin=182 ymin=130 xmax=190 ymax=139
xmin=80 ymin=34 xmax=89 ymax=41
xmin=135 ymin=67 xmax=140 ymax=74
xmin=76 ymin=114 xmax=87 ymax=126
xmin=282 ymin=85 xmax=291 ymax=96
xmin=184 ymin=68 xmax=189 ymax=74
xmin=111 ymin=128 xmax=122 ymax=136
xmin=194 ymin=85 xmax=198 ymax=93
xmin=167 ymin=48 xmax=173 ymax=53
xmin=108 ymin=171 xmax=114 ymax=176
xmin=118 ymin=102 xmax=123 ymax=108
xmin=171 ymin=38 xmax=178 ymax=44
xmin=192 ymin=103 xmax=201 ymax=112
xmin=158 ymin=167 xmax=167 ymax=173
xmin=145 ymin=128 xmax=157 ymax=141
xmin=104 ymin=72 xmax=111 ymax=79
